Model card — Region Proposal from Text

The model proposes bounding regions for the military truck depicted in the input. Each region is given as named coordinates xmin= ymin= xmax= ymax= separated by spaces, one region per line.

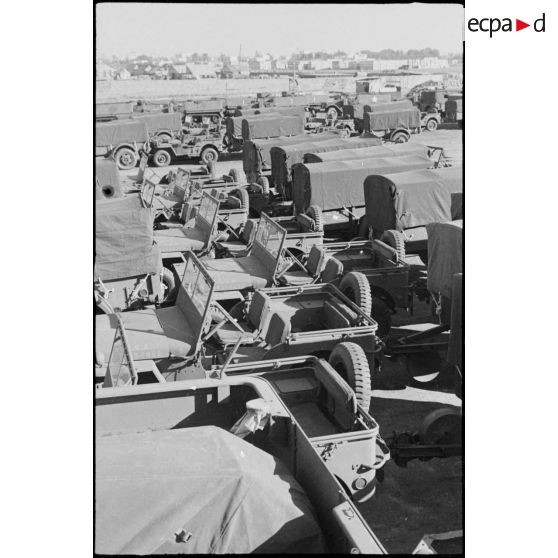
xmin=95 ymin=357 xmax=389 ymax=553
xmin=96 ymin=120 xmax=149 ymax=170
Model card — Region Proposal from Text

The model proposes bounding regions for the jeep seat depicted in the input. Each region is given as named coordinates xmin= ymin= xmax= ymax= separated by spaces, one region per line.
xmin=201 ymin=256 xmax=271 ymax=291
xmin=278 ymin=245 xmax=325 ymax=286
xmin=95 ymin=308 xmax=195 ymax=362
xmin=214 ymin=219 xmax=257 ymax=256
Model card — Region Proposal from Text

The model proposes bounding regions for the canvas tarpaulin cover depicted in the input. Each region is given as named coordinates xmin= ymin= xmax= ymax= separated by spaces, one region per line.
xmin=363 ymin=107 xmax=421 ymax=132
xmin=344 ymin=98 xmax=412 ymax=119
xmin=96 ymin=101 xmax=134 ymax=116
xmin=183 ymin=99 xmax=224 ymax=113
xmin=271 ymin=137 xmax=383 ymax=196
xmin=292 ymin=155 xmax=431 ymax=213
xmin=95 ymin=158 xmax=122 ymax=199
xmin=226 ymin=114 xmax=279 ymax=138
xmin=241 ymin=115 xmax=305 ymax=140
xmin=304 ymin=142 xmax=428 ymax=164
xmin=272 ymin=94 xmax=329 ymax=107
xmin=95 ymin=426 xmax=327 ymax=554
xmin=95 ymin=120 xmax=149 ymax=147
xmin=242 ymin=133 xmax=338 ymax=176
xmin=426 ymin=221 xmax=463 ymax=299
xmin=363 ymin=167 xmax=463 ymax=233
xmin=95 ymin=195 xmax=161 ymax=281
xmin=129 ymin=112 xmax=183 ymax=133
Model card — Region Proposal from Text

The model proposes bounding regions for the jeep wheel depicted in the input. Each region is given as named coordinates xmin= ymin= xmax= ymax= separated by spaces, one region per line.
xmin=200 ymin=147 xmax=219 ymax=165
xmin=327 ymin=106 xmax=339 ymax=121
xmin=153 ymin=149 xmax=172 ymax=167
xmin=329 ymin=342 xmax=372 ymax=410
xmin=419 ymin=407 xmax=462 ymax=445
xmin=339 ymin=271 xmax=372 ymax=316
xmin=307 ymin=205 xmax=324 ymax=233
xmin=380 ymin=230 xmax=406 ymax=261
xmin=115 ymin=147 xmax=137 ymax=170
xmin=426 ymin=118 xmax=438 ymax=132
xmin=161 ymin=267 xmax=177 ymax=302
xmin=390 ymin=131 xmax=409 ymax=143
xmin=256 ymin=176 xmax=270 ymax=194
xmin=371 ymin=297 xmax=392 ymax=337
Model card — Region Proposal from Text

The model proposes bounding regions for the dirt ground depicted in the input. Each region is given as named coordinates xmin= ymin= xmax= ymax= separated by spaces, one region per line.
xmin=117 ymin=126 xmax=464 ymax=553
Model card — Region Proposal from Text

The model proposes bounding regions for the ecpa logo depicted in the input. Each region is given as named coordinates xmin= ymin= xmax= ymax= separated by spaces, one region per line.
xmin=468 ymin=13 xmax=546 ymax=37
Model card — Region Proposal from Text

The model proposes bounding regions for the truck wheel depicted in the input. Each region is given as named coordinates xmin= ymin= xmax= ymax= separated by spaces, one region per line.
xmin=390 ymin=131 xmax=409 ymax=143
xmin=380 ymin=230 xmax=406 ymax=260
xmin=329 ymin=342 xmax=372 ymax=410
xmin=229 ymin=168 xmax=246 ymax=185
xmin=426 ymin=118 xmax=438 ymax=132
xmin=153 ymin=149 xmax=172 ymax=167
xmin=200 ymin=147 xmax=219 ymax=165
xmin=339 ymin=271 xmax=372 ymax=316
xmin=327 ymin=106 xmax=339 ymax=120
xmin=161 ymin=267 xmax=177 ymax=302
xmin=115 ymin=147 xmax=137 ymax=170
xmin=256 ymin=176 xmax=270 ymax=194
xmin=371 ymin=297 xmax=392 ymax=337
xmin=307 ymin=205 xmax=324 ymax=232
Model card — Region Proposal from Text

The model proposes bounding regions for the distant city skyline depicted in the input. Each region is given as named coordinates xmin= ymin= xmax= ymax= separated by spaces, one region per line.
xmin=96 ymin=3 xmax=464 ymax=59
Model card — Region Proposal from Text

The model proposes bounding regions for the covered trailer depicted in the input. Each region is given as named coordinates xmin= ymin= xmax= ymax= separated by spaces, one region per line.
xmin=95 ymin=158 xmax=122 ymax=200
xmin=242 ymin=133 xmax=340 ymax=183
xmin=362 ymin=107 xmax=421 ymax=141
xmin=96 ymin=101 xmax=134 ymax=121
xmin=94 ymin=194 xmax=164 ymax=312
xmin=343 ymin=98 xmax=412 ymax=120
xmin=95 ymin=119 xmax=149 ymax=170
xmin=270 ymin=137 xmax=383 ymax=198
xmin=291 ymin=155 xmax=432 ymax=237
xmin=304 ymin=143 xmax=429 ymax=164
xmin=363 ymin=167 xmax=462 ymax=255
xmin=241 ymin=114 xmax=306 ymax=141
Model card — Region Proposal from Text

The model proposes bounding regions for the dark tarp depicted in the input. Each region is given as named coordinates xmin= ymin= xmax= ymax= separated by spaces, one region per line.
xmin=271 ymin=137 xmax=383 ymax=197
xmin=427 ymin=221 xmax=463 ymax=299
xmin=304 ymin=142 xmax=429 ymax=164
xmin=96 ymin=101 xmax=134 ymax=116
xmin=363 ymin=167 xmax=463 ymax=233
xmin=420 ymin=90 xmax=446 ymax=106
xmin=128 ymin=112 xmax=183 ymax=133
xmin=242 ymin=133 xmax=339 ymax=176
xmin=447 ymin=272 xmax=463 ymax=370
xmin=95 ymin=195 xmax=161 ymax=281
xmin=363 ymin=107 xmax=421 ymax=132
xmin=344 ymin=98 xmax=412 ymax=119
xmin=226 ymin=113 xmax=279 ymax=138
xmin=95 ymin=426 xmax=327 ymax=554
xmin=241 ymin=115 xmax=305 ymax=141
xmin=445 ymin=99 xmax=463 ymax=120
xmin=95 ymin=158 xmax=122 ymax=199
xmin=292 ymin=154 xmax=432 ymax=213
xmin=96 ymin=120 xmax=149 ymax=147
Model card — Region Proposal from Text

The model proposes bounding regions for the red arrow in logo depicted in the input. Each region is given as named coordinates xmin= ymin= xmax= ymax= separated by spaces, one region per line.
xmin=516 ymin=19 xmax=530 ymax=31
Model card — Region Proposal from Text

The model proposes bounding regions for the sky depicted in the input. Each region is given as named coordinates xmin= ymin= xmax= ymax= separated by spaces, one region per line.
xmin=96 ymin=2 xmax=464 ymax=58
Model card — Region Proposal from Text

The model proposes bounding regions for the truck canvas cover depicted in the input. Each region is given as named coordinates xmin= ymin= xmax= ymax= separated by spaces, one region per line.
xmin=292 ymin=154 xmax=432 ymax=213
xmin=273 ymin=93 xmax=329 ymax=107
xmin=95 ymin=194 xmax=161 ymax=281
xmin=304 ymin=142 xmax=429 ymax=164
xmin=426 ymin=221 xmax=463 ymax=299
xmin=271 ymin=137 xmax=383 ymax=196
xmin=96 ymin=101 xmax=134 ymax=117
xmin=363 ymin=167 xmax=463 ymax=233
xmin=95 ymin=119 xmax=149 ymax=147
xmin=363 ymin=107 xmax=421 ymax=132
xmin=95 ymin=158 xmax=122 ymax=199
xmin=96 ymin=426 xmax=327 ymax=554
xmin=344 ymin=98 xmax=412 ymax=119
xmin=241 ymin=114 xmax=305 ymax=141
xmin=128 ymin=112 xmax=183 ymax=133
xmin=243 ymin=133 xmax=339 ymax=176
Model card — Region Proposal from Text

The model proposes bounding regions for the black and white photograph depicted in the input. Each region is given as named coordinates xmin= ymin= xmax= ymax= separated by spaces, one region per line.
xmin=94 ymin=2 xmax=464 ymax=554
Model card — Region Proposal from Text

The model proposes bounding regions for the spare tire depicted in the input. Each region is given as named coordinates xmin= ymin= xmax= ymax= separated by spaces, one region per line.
xmin=161 ymin=267 xmax=177 ymax=302
xmin=230 ymin=188 xmax=249 ymax=211
xmin=339 ymin=272 xmax=372 ymax=316
xmin=380 ymin=229 xmax=406 ymax=261
xmin=307 ymin=205 xmax=324 ymax=233
xmin=329 ymin=342 xmax=372 ymax=410
xmin=256 ymin=176 xmax=270 ymax=194
xmin=229 ymin=168 xmax=246 ymax=185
